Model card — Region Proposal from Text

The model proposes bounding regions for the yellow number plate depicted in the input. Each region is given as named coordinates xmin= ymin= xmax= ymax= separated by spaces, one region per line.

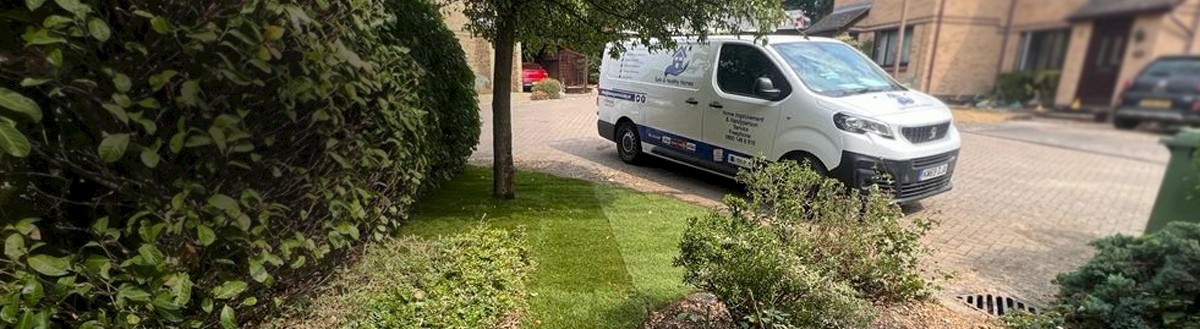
xmin=1140 ymin=99 xmax=1172 ymax=108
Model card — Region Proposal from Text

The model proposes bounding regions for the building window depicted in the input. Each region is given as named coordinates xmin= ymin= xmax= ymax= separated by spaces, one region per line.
xmin=872 ymin=26 xmax=913 ymax=67
xmin=1015 ymin=29 xmax=1070 ymax=71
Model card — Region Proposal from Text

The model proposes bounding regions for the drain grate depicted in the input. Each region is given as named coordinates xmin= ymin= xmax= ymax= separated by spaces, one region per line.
xmin=956 ymin=294 xmax=1037 ymax=316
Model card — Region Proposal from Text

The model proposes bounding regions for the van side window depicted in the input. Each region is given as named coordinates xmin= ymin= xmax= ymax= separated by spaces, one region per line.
xmin=717 ymin=44 xmax=791 ymax=99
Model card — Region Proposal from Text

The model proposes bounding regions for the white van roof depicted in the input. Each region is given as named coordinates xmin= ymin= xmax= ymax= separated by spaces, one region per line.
xmin=663 ymin=34 xmax=843 ymax=45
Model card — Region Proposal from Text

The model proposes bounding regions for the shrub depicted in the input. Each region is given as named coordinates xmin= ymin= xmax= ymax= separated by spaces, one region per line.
xmin=675 ymin=161 xmax=935 ymax=328
xmin=265 ymin=226 xmax=533 ymax=328
xmin=531 ymin=78 xmax=564 ymax=99
xmin=0 ymin=0 xmax=477 ymax=327
xmin=1038 ymin=222 xmax=1200 ymax=329
xmin=351 ymin=228 xmax=533 ymax=328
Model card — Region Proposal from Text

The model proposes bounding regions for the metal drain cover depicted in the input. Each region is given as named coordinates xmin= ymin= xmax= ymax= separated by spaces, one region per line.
xmin=956 ymin=294 xmax=1037 ymax=316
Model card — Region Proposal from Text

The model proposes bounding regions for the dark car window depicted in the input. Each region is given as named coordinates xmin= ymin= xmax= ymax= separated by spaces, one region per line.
xmin=1141 ymin=59 xmax=1200 ymax=78
xmin=716 ymin=43 xmax=791 ymax=99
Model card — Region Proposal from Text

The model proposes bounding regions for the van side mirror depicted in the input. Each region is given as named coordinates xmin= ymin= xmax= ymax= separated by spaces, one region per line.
xmin=755 ymin=77 xmax=782 ymax=100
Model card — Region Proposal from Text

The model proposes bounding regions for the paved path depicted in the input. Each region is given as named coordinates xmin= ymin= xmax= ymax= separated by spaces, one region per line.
xmin=472 ymin=94 xmax=1167 ymax=309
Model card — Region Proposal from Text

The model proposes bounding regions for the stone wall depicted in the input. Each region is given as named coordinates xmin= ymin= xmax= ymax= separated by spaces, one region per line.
xmin=440 ymin=4 xmax=522 ymax=94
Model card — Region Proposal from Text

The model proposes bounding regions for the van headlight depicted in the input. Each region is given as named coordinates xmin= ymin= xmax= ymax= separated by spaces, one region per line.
xmin=834 ymin=113 xmax=893 ymax=139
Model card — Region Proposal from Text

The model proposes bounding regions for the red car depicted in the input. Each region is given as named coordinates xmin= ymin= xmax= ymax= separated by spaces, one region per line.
xmin=522 ymin=62 xmax=548 ymax=91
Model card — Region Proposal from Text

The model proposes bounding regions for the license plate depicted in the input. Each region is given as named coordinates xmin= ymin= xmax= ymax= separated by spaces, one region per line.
xmin=918 ymin=164 xmax=949 ymax=181
xmin=1140 ymin=99 xmax=1172 ymax=108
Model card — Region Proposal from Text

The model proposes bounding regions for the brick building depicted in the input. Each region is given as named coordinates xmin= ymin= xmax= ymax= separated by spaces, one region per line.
xmin=440 ymin=4 xmax=522 ymax=94
xmin=810 ymin=0 xmax=1200 ymax=111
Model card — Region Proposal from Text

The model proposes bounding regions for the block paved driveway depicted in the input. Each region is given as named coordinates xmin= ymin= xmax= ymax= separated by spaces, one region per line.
xmin=472 ymin=94 xmax=1168 ymax=309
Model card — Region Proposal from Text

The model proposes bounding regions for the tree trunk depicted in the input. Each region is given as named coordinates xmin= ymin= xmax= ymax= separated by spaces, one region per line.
xmin=491 ymin=21 xmax=517 ymax=200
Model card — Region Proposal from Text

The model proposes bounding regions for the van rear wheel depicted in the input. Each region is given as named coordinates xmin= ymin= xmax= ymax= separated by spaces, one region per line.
xmin=616 ymin=122 xmax=645 ymax=164
xmin=1113 ymin=117 xmax=1139 ymax=130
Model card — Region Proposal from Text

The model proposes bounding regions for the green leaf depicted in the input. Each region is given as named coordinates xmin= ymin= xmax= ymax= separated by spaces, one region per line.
xmin=207 ymin=194 xmax=239 ymax=213
xmin=0 ymin=122 xmax=31 ymax=158
xmin=140 ymin=148 xmax=160 ymax=168
xmin=53 ymin=0 xmax=90 ymax=16
xmin=179 ymin=80 xmax=200 ymax=106
xmin=42 ymin=15 xmax=73 ymax=28
xmin=137 ymin=244 xmax=164 ymax=266
xmin=88 ymin=17 xmax=110 ymax=42
xmin=188 ymin=30 xmax=218 ymax=42
xmin=97 ymin=133 xmax=130 ymax=163
xmin=113 ymin=73 xmax=131 ymax=93
xmin=27 ymin=254 xmax=70 ymax=276
xmin=241 ymin=297 xmax=258 ymax=306
xmin=249 ymin=260 xmax=270 ymax=283
xmin=210 ymin=280 xmax=246 ymax=300
xmin=5 ymin=234 xmax=25 ymax=260
xmin=170 ymin=131 xmax=186 ymax=153
xmin=150 ymin=16 xmax=175 ymax=34
xmin=0 ymin=87 xmax=43 ymax=122
xmin=197 ymin=225 xmax=215 ymax=246
xmin=149 ymin=70 xmax=178 ymax=91
xmin=112 ymin=93 xmax=132 ymax=108
xmin=20 ymin=78 xmax=51 ymax=87
xmin=263 ymin=25 xmax=285 ymax=41
xmin=22 ymin=29 xmax=65 ymax=46
xmin=21 ymin=277 xmax=42 ymax=304
xmin=82 ymin=254 xmax=111 ymax=279
xmin=45 ymin=48 xmax=62 ymax=67
xmin=117 ymin=284 xmax=150 ymax=302
xmin=220 ymin=305 xmax=236 ymax=329
xmin=137 ymin=97 xmax=159 ymax=108
xmin=26 ymin=0 xmax=47 ymax=10
xmin=209 ymin=126 xmax=227 ymax=153
xmin=101 ymin=103 xmax=128 ymax=124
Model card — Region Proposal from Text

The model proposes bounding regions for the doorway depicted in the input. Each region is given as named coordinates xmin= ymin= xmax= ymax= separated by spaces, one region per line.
xmin=1075 ymin=18 xmax=1132 ymax=106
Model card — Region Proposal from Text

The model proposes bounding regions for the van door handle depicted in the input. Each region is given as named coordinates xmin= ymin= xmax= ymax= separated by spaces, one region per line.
xmin=708 ymin=101 xmax=724 ymax=109
xmin=685 ymin=98 xmax=698 ymax=105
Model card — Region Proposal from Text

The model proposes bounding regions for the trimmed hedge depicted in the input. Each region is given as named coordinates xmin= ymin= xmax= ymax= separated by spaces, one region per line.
xmin=0 ymin=0 xmax=477 ymax=327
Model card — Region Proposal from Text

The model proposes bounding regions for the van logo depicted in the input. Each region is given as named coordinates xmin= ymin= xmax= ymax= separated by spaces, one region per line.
xmin=886 ymin=93 xmax=915 ymax=106
xmin=929 ymin=126 xmax=939 ymax=139
xmin=664 ymin=46 xmax=692 ymax=77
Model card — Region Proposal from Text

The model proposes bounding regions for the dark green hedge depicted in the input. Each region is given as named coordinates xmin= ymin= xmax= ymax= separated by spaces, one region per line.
xmin=0 ymin=0 xmax=477 ymax=327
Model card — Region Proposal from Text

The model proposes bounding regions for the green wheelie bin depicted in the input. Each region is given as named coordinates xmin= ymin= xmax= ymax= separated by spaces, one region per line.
xmin=1145 ymin=129 xmax=1200 ymax=234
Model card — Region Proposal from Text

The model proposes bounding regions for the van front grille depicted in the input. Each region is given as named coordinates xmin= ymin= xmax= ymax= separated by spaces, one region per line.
xmin=902 ymin=122 xmax=951 ymax=144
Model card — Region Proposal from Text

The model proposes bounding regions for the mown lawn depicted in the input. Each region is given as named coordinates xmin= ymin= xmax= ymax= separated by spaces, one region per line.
xmin=403 ymin=166 xmax=709 ymax=328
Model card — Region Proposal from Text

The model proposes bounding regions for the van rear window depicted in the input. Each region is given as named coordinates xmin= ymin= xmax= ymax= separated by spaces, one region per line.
xmin=1141 ymin=58 xmax=1200 ymax=78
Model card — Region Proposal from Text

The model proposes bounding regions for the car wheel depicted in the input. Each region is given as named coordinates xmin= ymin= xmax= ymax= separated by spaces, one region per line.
xmin=781 ymin=153 xmax=829 ymax=177
xmin=1113 ymin=117 xmax=1139 ymax=130
xmin=616 ymin=122 xmax=645 ymax=164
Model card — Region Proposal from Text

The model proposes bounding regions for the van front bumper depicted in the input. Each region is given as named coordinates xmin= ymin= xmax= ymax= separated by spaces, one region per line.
xmin=830 ymin=149 xmax=959 ymax=203
xmin=598 ymin=120 xmax=616 ymax=141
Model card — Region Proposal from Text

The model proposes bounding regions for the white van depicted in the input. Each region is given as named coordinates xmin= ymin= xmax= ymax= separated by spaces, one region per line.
xmin=596 ymin=35 xmax=961 ymax=203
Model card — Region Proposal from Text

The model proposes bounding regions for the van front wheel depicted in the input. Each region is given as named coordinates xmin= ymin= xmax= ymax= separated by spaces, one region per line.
xmin=616 ymin=122 xmax=645 ymax=164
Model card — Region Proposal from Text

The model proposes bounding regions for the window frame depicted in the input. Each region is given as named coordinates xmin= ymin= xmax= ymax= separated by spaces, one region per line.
xmin=714 ymin=42 xmax=793 ymax=101
xmin=871 ymin=26 xmax=914 ymax=68
xmin=1015 ymin=28 xmax=1071 ymax=71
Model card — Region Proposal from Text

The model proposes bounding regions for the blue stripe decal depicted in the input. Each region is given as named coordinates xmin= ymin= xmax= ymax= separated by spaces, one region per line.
xmin=637 ymin=125 xmax=755 ymax=170
xmin=599 ymin=88 xmax=647 ymax=103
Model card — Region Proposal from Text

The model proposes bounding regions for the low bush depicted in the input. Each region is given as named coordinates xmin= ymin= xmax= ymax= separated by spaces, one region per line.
xmin=1048 ymin=222 xmax=1200 ymax=329
xmin=675 ymin=161 xmax=935 ymax=328
xmin=532 ymin=78 xmax=564 ymax=99
xmin=266 ymin=226 xmax=534 ymax=328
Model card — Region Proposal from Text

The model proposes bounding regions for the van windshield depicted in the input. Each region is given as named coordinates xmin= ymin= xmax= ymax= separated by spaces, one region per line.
xmin=771 ymin=42 xmax=903 ymax=97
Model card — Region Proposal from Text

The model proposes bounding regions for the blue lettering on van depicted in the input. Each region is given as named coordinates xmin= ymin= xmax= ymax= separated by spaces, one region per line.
xmin=636 ymin=125 xmax=754 ymax=170
xmin=663 ymin=46 xmax=692 ymax=77
xmin=599 ymin=88 xmax=647 ymax=103
xmin=886 ymin=93 xmax=915 ymax=106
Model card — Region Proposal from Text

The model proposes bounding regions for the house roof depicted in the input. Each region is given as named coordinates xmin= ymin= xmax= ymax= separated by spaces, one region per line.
xmin=1067 ymin=0 xmax=1181 ymax=21
xmin=805 ymin=2 xmax=872 ymax=35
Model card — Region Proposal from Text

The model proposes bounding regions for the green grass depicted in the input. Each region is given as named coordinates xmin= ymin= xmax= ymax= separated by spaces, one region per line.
xmin=403 ymin=166 xmax=709 ymax=329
